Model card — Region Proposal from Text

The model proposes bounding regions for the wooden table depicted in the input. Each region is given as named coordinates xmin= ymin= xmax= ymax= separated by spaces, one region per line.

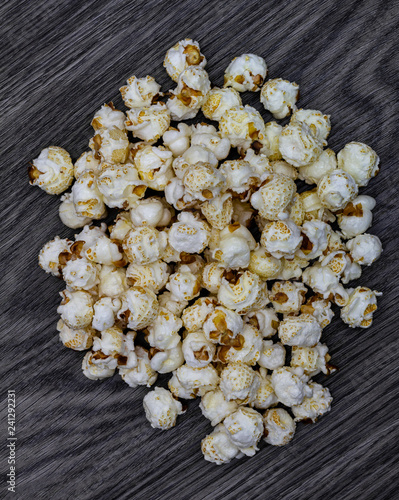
xmin=2 ymin=0 xmax=398 ymax=498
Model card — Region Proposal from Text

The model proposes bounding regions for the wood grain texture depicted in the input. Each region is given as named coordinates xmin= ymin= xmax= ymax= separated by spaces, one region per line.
xmin=1 ymin=0 xmax=399 ymax=498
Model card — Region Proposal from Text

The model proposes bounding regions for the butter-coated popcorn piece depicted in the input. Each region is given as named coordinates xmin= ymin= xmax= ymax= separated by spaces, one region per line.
xmin=213 ymin=223 xmax=256 ymax=270
xmin=166 ymin=268 xmax=201 ymax=302
xmin=92 ymin=297 xmax=121 ymax=331
xmin=341 ymin=286 xmax=381 ymax=328
xmin=167 ymin=66 xmax=211 ymax=120
xmin=168 ymin=211 xmax=211 ymax=254
xmin=270 ymin=281 xmax=307 ymax=314
xmin=200 ymin=389 xmax=239 ymax=426
xmin=90 ymin=126 xmax=129 ymax=164
xmin=62 ymin=258 xmax=100 ymax=291
xmin=57 ymin=290 xmax=94 ymax=329
xmin=271 ymin=366 xmax=312 ymax=407
xmin=134 ymin=145 xmax=173 ymax=191
xmin=218 ymin=270 xmax=268 ymax=314
xmin=85 ymin=235 xmax=125 ymax=266
xmin=202 ymin=87 xmax=242 ymax=121
xmin=218 ymin=324 xmax=262 ymax=366
xmin=260 ymin=78 xmax=299 ymax=119
xmin=278 ymin=314 xmax=322 ymax=347
xmin=146 ymin=307 xmax=182 ymax=350
xmin=120 ymin=75 xmax=161 ymax=109
xmin=150 ymin=343 xmax=185 ymax=373
xmin=264 ymin=122 xmax=283 ymax=160
xmin=201 ymin=424 xmax=241 ymax=465
xmin=263 ymin=408 xmax=296 ymax=446
xmin=82 ymin=350 xmax=117 ymax=380
xmin=279 ymin=122 xmax=323 ymax=167
xmin=291 ymin=382 xmax=333 ymax=422
xmin=346 ymin=233 xmax=382 ymax=266
xmin=296 ymin=220 xmax=331 ymax=260
xmin=302 ymin=262 xmax=341 ymax=299
xmin=119 ymin=346 xmax=158 ymax=388
xmin=72 ymin=170 xmax=107 ymax=220
xmin=317 ymin=169 xmax=358 ymax=211
xmin=57 ymin=319 xmax=94 ymax=351
xmin=191 ymin=123 xmax=231 ymax=160
xmin=126 ymin=260 xmax=169 ymax=292
xmin=29 ymin=146 xmax=74 ymax=195
xmin=298 ymin=149 xmax=337 ymax=185
xmin=252 ymin=368 xmax=279 ymax=410
xmin=219 ymin=105 xmax=267 ymax=150
xmin=125 ymin=102 xmax=171 ymax=143
xmin=164 ymin=38 xmax=206 ymax=82
xmin=300 ymin=188 xmax=335 ymax=223
xmin=248 ymin=246 xmax=282 ymax=280
xmin=224 ymin=54 xmax=267 ymax=92
xmin=223 ymin=406 xmax=264 ymax=456
xmin=123 ymin=226 xmax=167 ymax=264
xmin=182 ymin=330 xmax=216 ymax=367
xmin=143 ymin=387 xmax=184 ymax=430
xmin=250 ymin=173 xmax=296 ymax=220
xmin=219 ymin=362 xmax=260 ymax=404
xmin=162 ymin=123 xmax=191 ymax=157
xmin=301 ymin=295 xmax=334 ymax=328
xmin=117 ymin=287 xmax=158 ymax=330
xmin=258 ymin=341 xmax=286 ymax=371
xmin=74 ymin=151 xmax=101 ymax=179
xmin=175 ymin=364 xmax=219 ymax=396
xmin=336 ymin=195 xmax=375 ymax=239
xmin=260 ymin=219 xmax=303 ymax=259
xmin=130 ymin=197 xmax=172 ymax=228
xmin=97 ymin=163 xmax=146 ymax=209
xmin=291 ymin=108 xmax=331 ymax=146
xmin=38 ymin=236 xmax=72 ymax=277
xmin=91 ymin=102 xmax=126 ymax=131
xmin=98 ymin=265 xmax=128 ymax=298
xmin=182 ymin=297 xmax=216 ymax=333
xmin=337 ymin=141 xmax=379 ymax=187
xmin=245 ymin=307 xmax=279 ymax=339
xmin=59 ymin=192 xmax=93 ymax=229
xmin=201 ymin=263 xmax=225 ymax=294
xmin=290 ymin=343 xmax=332 ymax=376
xmin=183 ymin=162 xmax=225 ymax=201
xmin=201 ymin=192 xmax=233 ymax=230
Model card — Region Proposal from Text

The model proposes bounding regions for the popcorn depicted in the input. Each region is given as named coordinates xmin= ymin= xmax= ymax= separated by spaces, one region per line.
xmin=290 ymin=343 xmax=333 ymax=376
xmin=263 ymin=408 xmax=296 ymax=446
xmin=201 ymin=192 xmax=233 ymax=230
xmin=56 ymin=289 xmax=94 ymax=331
xmin=278 ymin=314 xmax=322 ymax=347
xmin=317 ymin=169 xmax=358 ymax=211
xmin=174 ymin=364 xmax=219 ymax=396
xmin=74 ymin=151 xmax=101 ymax=179
xmin=203 ymin=306 xmax=243 ymax=346
xmin=182 ymin=297 xmax=216 ymax=333
xmin=258 ymin=341 xmax=286 ymax=370
xmin=269 ymin=281 xmax=307 ymax=314
xmin=167 ymin=66 xmax=211 ymax=120
xmin=72 ymin=170 xmax=107 ymax=219
xmin=92 ymin=326 xmax=125 ymax=355
xmin=126 ymin=260 xmax=169 ymax=292
xmin=57 ymin=319 xmax=94 ymax=351
xmin=82 ymin=350 xmax=117 ymax=380
xmin=117 ymin=287 xmax=159 ymax=330
xmin=212 ymin=223 xmax=256 ymax=270
xmin=143 ymin=387 xmax=184 ymax=430
xmin=260 ymin=78 xmax=299 ymax=119
xmin=183 ymin=162 xmax=224 ymax=202
xmin=146 ymin=307 xmax=182 ymax=350
xmin=191 ymin=123 xmax=231 ymax=160
xmin=218 ymin=270 xmax=268 ymax=314
xmin=264 ymin=122 xmax=283 ymax=160
xmin=59 ymin=192 xmax=92 ymax=229
xmin=245 ymin=307 xmax=279 ymax=338
xmin=85 ymin=235 xmax=125 ymax=266
xmin=224 ymin=54 xmax=267 ymax=92
xmin=162 ymin=123 xmax=191 ymax=157
xmin=166 ymin=268 xmax=201 ymax=301
xmin=260 ymin=220 xmax=303 ymax=259
xmin=250 ymin=173 xmax=296 ymax=220
xmin=175 ymin=253 xmax=205 ymax=276
xmin=28 ymin=146 xmax=74 ymax=195
xmin=320 ymin=250 xmax=362 ymax=285
xmin=90 ymin=126 xmax=129 ymax=164
xmin=125 ymin=102 xmax=170 ymax=143
xmin=200 ymin=389 xmax=238 ymax=426
xmin=168 ymin=372 xmax=197 ymax=399
xmin=201 ymin=424 xmax=241 ymax=465
xmin=119 ymin=346 xmax=158 ymax=388
xmin=248 ymin=246 xmax=283 ymax=280
xmin=62 ymin=258 xmax=100 ymax=291
xmin=97 ymin=163 xmax=146 ymax=209
xmin=181 ymin=144 xmax=218 ymax=169
xmin=168 ymin=212 xmax=210 ymax=254
xmin=148 ymin=340 xmax=183 ymax=372
xmin=98 ymin=265 xmax=128 ymax=297
xmin=301 ymin=295 xmax=334 ymax=328
xmin=252 ymin=368 xmax=278 ymax=410
xmin=92 ymin=297 xmax=121 ymax=331
xmin=217 ymin=324 xmax=262 ymax=366
xmin=346 ymin=234 xmax=382 ymax=266
xmin=223 ymin=407 xmax=264 ymax=456
xmin=123 ymin=226 xmax=167 ymax=264
xmin=296 ymin=220 xmax=331 ymax=260
xmin=271 ymin=366 xmax=312 ymax=406
xmin=134 ymin=145 xmax=173 ymax=191
xmin=202 ymin=87 xmax=242 ymax=121
xmin=340 ymin=286 xmax=381 ymax=328
xmin=219 ymin=362 xmax=260 ymax=404
xmin=201 ymin=263 xmax=225 ymax=294
xmin=337 ymin=141 xmax=379 ymax=187
xmin=291 ymin=382 xmax=333 ymax=422
xmin=91 ymin=102 xmax=126 ymax=131
xmin=300 ymin=188 xmax=335 ymax=223
xmin=275 ymin=256 xmax=309 ymax=281
xmin=291 ymin=108 xmax=331 ymax=146
xmin=219 ymin=105 xmax=267 ymax=150
xmin=271 ymin=160 xmax=298 ymax=180
xmin=38 ymin=236 xmax=72 ymax=277
xmin=298 ymin=149 xmax=337 ymax=185
xmin=336 ymin=195 xmax=375 ymax=238
xmin=302 ymin=262 xmax=341 ymax=299
xmin=158 ymin=291 xmax=188 ymax=317
xmin=279 ymin=122 xmax=323 ymax=167
xmin=182 ymin=330 xmax=216 ymax=368
xmin=164 ymin=38 xmax=206 ymax=82
xmin=219 ymin=160 xmax=260 ymax=200
xmin=120 ymin=75 xmax=161 ymax=108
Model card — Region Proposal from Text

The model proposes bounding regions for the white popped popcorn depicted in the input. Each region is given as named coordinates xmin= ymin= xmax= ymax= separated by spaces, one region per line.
xmin=271 ymin=366 xmax=312 ymax=407
xmin=164 ymin=38 xmax=206 ymax=82
xmin=82 ymin=350 xmax=117 ymax=380
xmin=223 ymin=407 xmax=264 ymax=456
xmin=126 ymin=260 xmax=169 ymax=292
xmin=245 ymin=307 xmax=279 ymax=338
xmin=146 ymin=307 xmax=182 ymax=350
xmin=150 ymin=343 xmax=184 ymax=373
xmin=224 ymin=54 xmax=267 ymax=92
xmin=201 ymin=192 xmax=233 ymax=230
xmin=71 ymin=170 xmax=107 ymax=220
xmin=291 ymin=108 xmax=331 ymax=146
xmin=250 ymin=173 xmax=296 ymax=220
xmin=269 ymin=281 xmax=307 ymax=314
xmin=252 ymin=368 xmax=278 ymax=410
xmin=278 ymin=314 xmax=322 ymax=347
xmin=263 ymin=408 xmax=296 ymax=446
xmin=200 ymin=389 xmax=239 ymax=426
xmin=162 ymin=123 xmax=191 ymax=157
xmin=218 ymin=324 xmax=262 ymax=366
xmin=38 ymin=236 xmax=72 ymax=277
xmin=260 ymin=78 xmax=299 ymax=119
xmin=168 ymin=212 xmax=211 ymax=254
xmin=212 ymin=223 xmax=256 ymax=270
xmin=130 ymin=197 xmax=172 ymax=228
xmin=341 ymin=286 xmax=381 ymax=328
xmin=336 ymin=195 xmax=375 ymax=238
xmin=290 ymin=343 xmax=333 ymax=377
xmin=291 ymin=382 xmax=333 ymax=422
xmin=346 ymin=233 xmax=382 ymax=266
xmin=57 ymin=290 xmax=94 ymax=330
xmin=202 ymin=87 xmax=242 ymax=121
xmin=85 ymin=234 xmax=125 ymax=266
xmin=125 ymin=102 xmax=170 ymax=143
xmin=201 ymin=424 xmax=241 ymax=465
xmin=175 ymin=364 xmax=219 ymax=396
xmin=337 ymin=141 xmax=379 ymax=187
xmin=134 ymin=145 xmax=173 ymax=191
xmin=218 ymin=270 xmax=268 ymax=314
xmin=143 ymin=387 xmax=184 ymax=430
xmin=97 ymin=163 xmax=146 ymax=209
xmin=123 ymin=226 xmax=167 ymax=264
xmin=296 ymin=220 xmax=331 ymax=260
xmin=301 ymin=295 xmax=334 ymax=328
xmin=59 ymin=192 xmax=93 ymax=229
xmin=183 ymin=162 xmax=225 ymax=202
xmin=182 ymin=330 xmax=216 ymax=368
xmin=258 ymin=341 xmax=286 ymax=370
xmin=62 ymin=258 xmax=100 ymax=291
xmin=264 ymin=121 xmax=283 ymax=160
xmin=279 ymin=122 xmax=323 ymax=167
xmin=74 ymin=151 xmax=101 ymax=179
xmin=120 ymin=75 xmax=161 ymax=108
xmin=219 ymin=105 xmax=267 ymax=150
xmin=91 ymin=102 xmax=126 ymax=131
xmin=201 ymin=262 xmax=225 ymax=294
xmin=90 ymin=126 xmax=129 ymax=164
xmin=317 ymin=169 xmax=358 ymax=211
xmin=98 ymin=265 xmax=128 ymax=298
xmin=29 ymin=146 xmax=74 ymax=195
xmin=92 ymin=297 xmax=121 ymax=331
xmin=260 ymin=219 xmax=303 ymax=259
xmin=119 ymin=346 xmax=158 ymax=388
xmin=298 ymin=148 xmax=337 ymax=185
xmin=182 ymin=297 xmax=216 ymax=333
xmin=219 ymin=362 xmax=260 ymax=405
xmin=166 ymin=268 xmax=201 ymax=302
xmin=117 ymin=287 xmax=159 ymax=330
xmin=248 ymin=246 xmax=283 ymax=280
xmin=57 ymin=320 xmax=94 ymax=351
xmin=191 ymin=123 xmax=231 ymax=160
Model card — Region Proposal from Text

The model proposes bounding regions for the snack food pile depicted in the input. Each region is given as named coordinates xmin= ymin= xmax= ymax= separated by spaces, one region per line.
xmin=29 ymin=39 xmax=383 ymax=465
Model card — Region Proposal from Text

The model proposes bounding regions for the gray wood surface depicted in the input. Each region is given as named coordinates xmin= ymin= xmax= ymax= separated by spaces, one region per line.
xmin=1 ymin=0 xmax=399 ymax=498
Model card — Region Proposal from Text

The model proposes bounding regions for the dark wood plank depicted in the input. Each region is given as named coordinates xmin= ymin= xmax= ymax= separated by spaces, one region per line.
xmin=1 ymin=0 xmax=398 ymax=498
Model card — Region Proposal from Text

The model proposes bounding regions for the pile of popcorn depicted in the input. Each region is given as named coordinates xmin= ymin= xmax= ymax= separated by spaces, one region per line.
xmin=29 ymin=39 xmax=383 ymax=465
